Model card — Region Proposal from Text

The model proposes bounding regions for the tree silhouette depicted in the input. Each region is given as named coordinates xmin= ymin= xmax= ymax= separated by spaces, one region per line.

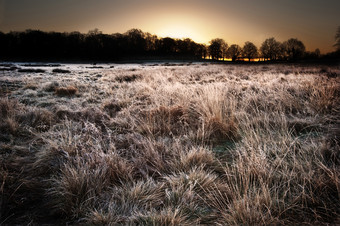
xmin=334 ymin=26 xmax=340 ymax=51
xmin=197 ymin=44 xmax=208 ymax=59
xmin=208 ymin=38 xmax=227 ymax=60
xmin=221 ymin=41 xmax=228 ymax=60
xmin=145 ymin=32 xmax=158 ymax=52
xmin=226 ymin=44 xmax=242 ymax=61
xmin=313 ymin=48 xmax=321 ymax=58
xmin=87 ymin=28 xmax=102 ymax=36
xmin=125 ymin=29 xmax=146 ymax=55
xmin=283 ymin=38 xmax=305 ymax=61
xmin=242 ymin=41 xmax=258 ymax=61
xmin=85 ymin=29 xmax=105 ymax=58
xmin=177 ymin=38 xmax=190 ymax=55
xmin=0 ymin=29 xmax=202 ymax=60
xmin=0 ymin=28 xmax=325 ymax=62
xmin=260 ymin=37 xmax=281 ymax=61
xmin=158 ymin=37 xmax=177 ymax=55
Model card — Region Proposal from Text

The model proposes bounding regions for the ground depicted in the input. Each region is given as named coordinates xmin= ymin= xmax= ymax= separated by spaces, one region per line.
xmin=0 ymin=62 xmax=339 ymax=225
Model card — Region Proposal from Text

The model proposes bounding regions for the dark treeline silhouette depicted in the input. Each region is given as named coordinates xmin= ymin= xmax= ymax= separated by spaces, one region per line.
xmin=0 ymin=28 xmax=206 ymax=61
xmin=212 ymin=36 xmax=339 ymax=62
xmin=0 ymin=28 xmax=339 ymax=62
xmin=209 ymin=26 xmax=340 ymax=62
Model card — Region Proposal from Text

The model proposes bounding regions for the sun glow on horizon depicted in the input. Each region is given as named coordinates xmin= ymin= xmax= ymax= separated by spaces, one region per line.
xmin=156 ymin=24 xmax=206 ymax=43
xmin=152 ymin=15 xmax=211 ymax=44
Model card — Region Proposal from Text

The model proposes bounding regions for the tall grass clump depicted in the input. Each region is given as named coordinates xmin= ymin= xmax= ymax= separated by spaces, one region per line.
xmin=55 ymin=86 xmax=78 ymax=97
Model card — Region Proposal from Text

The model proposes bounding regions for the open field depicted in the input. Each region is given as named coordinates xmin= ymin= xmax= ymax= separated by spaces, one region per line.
xmin=0 ymin=62 xmax=339 ymax=224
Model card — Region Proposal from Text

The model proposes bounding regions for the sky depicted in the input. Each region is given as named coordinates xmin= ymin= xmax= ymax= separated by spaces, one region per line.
xmin=0 ymin=0 xmax=339 ymax=53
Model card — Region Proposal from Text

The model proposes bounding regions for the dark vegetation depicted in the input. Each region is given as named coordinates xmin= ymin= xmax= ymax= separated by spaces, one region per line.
xmin=0 ymin=28 xmax=339 ymax=62
xmin=52 ymin=68 xmax=71 ymax=73
xmin=17 ymin=68 xmax=46 ymax=73
xmin=0 ymin=29 xmax=206 ymax=61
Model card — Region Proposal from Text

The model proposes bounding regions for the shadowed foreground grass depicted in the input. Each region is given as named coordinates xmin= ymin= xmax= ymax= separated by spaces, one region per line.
xmin=0 ymin=63 xmax=339 ymax=224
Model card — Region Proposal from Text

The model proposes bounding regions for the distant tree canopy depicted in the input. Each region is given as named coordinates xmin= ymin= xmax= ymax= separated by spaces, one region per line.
xmin=0 ymin=28 xmax=334 ymax=62
xmin=226 ymin=44 xmax=242 ymax=61
xmin=208 ymin=38 xmax=227 ymax=60
xmin=0 ymin=28 xmax=206 ymax=61
xmin=242 ymin=41 xmax=258 ymax=61
xmin=260 ymin=37 xmax=281 ymax=61
xmin=283 ymin=38 xmax=306 ymax=61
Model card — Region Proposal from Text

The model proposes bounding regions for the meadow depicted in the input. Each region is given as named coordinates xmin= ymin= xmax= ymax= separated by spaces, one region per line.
xmin=0 ymin=62 xmax=339 ymax=225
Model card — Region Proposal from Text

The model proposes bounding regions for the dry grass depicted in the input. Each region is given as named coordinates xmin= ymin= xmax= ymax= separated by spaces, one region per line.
xmin=309 ymin=81 xmax=340 ymax=114
xmin=0 ymin=63 xmax=339 ymax=224
xmin=115 ymin=73 xmax=142 ymax=83
xmin=55 ymin=86 xmax=78 ymax=97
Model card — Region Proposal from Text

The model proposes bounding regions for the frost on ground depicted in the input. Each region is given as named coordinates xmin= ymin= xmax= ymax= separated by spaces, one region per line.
xmin=0 ymin=62 xmax=339 ymax=225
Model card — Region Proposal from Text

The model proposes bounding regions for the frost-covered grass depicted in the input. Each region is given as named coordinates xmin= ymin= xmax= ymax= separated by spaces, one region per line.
xmin=0 ymin=62 xmax=339 ymax=224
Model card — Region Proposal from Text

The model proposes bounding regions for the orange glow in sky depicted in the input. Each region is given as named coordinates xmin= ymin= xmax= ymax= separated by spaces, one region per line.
xmin=146 ymin=14 xmax=211 ymax=43
xmin=1 ymin=0 xmax=339 ymax=53
xmin=157 ymin=25 xmax=201 ymax=40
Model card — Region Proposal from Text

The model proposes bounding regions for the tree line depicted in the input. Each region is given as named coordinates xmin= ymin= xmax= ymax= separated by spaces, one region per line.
xmin=0 ymin=28 xmax=338 ymax=62
xmin=0 ymin=29 xmax=206 ymax=61
xmin=208 ymin=37 xmax=323 ymax=61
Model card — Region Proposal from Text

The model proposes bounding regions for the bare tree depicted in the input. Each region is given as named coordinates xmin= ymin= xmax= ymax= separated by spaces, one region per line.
xmin=283 ymin=38 xmax=305 ymax=61
xmin=242 ymin=41 xmax=258 ymax=61
xmin=260 ymin=37 xmax=281 ymax=61
xmin=209 ymin=38 xmax=227 ymax=60
xmin=87 ymin=28 xmax=102 ymax=36
xmin=199 ymin=44 xmax=208 ymax=59
xmin=226 ymin=44 xmax=242 ymax=61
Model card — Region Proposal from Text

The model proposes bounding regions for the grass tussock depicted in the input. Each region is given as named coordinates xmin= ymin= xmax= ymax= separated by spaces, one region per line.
xmin=141 ymin=105 xmax=193 ymax=136
xmin=0 ymin=98 xmax=54 ymax=138
xmin=23 ymin=83 xmax=38 ymax=90
xmin=115 ymin=73 xmax=142 ymax=83
xmin=102 ymin=99 xmax=126 ymax=117
xmin=309 ymin=81 xmax=340 ymax=114
xmin=55 ymin=86 xmax=78 ymax=97
xmin=202 ymin=116 xmax=238 ymax=144
xmin=0 ymin=63 xmax=339 ymax=225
